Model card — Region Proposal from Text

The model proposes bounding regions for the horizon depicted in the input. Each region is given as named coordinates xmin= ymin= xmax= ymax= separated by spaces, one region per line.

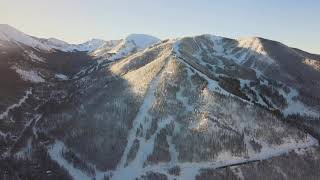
xmin=1 ymin=0 xmax=319 ymax=54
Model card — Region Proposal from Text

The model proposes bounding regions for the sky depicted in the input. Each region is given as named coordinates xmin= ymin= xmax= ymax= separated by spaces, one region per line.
xmin=0 ymin=0 xmax=319 ymax=53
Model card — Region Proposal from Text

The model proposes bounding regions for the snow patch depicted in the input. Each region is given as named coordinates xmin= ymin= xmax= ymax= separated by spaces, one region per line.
xmin=96 ymin=34 xmax=160 ymax=60
xmin=129 ymin=135 xmax=318 ymax=180
xmin=209 ymin=35 xmax=224 ymax=53
xmin=55 ymin=74 xmax=69 ymax=80
xmin=282 ymin=88 xmax=319 ymax=117
xmin=235 ymin=37 xmax=275 ymax=65
xmin=125 ymin=34 xmax=160 ymax=49
xmin=76 ymin=39 xmax=106 ymax=52
xmin=303 ymin=58 xmax=320 ymax=71
xmin=0 ymin=130 xmax=7 ymax=137
xmin=24 ymin=50 xmax=46 ymax=63
xmin=12 ymin=66 xmax=45 ymax=83
xmin=112 ymin=54 xmax=169 ymax=180
xmin=48 ymin=141 xmax=92 ymax=180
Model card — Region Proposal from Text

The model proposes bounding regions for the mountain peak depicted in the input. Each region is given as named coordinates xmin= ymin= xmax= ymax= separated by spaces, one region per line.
xmin=125 ymin=33 xmax=159 ymax=39
xmin=92 ymin=34 xmax=161 ymax=60
xmin=76 ymin=38 xmax=106 ymax=52
xmin=45 ymin=37 xmax=70 ymax=46
xmin=237 ymin=36 xmax=268 ymax=55
xmin=0 ymin=24 xmax=53 ymax=51
xmin=237 ymin=36 xmax=264 ymax=44
xmin=0 ymin=24 xmax=24 ymax=40
xmin=0 ymin=24 xmax=106 ymax=52
xmin=0 ymin=24 xmax=15 ymax=31
xmin=124 ymin=34 xmax=160 ymax=48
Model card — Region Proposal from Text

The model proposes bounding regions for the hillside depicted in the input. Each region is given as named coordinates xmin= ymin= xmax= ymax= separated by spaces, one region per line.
xmin=0 ymin=25 xmax=319 ymax=180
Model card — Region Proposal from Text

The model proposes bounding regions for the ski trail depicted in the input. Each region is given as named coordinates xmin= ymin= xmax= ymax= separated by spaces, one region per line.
xmin=7 ymin=114 xmax=42 ymax=156
xmin=0 ymin=130 xmax=6 ymax=137
xmin=112 ymin=56 xmax=171 ymax=180
xmin=132 ymin=134 xmax=318 ymax=180
xmin=167 ymin=134 xmax=179 ymax=164
xmin=110 ymin=53 xmax=319 ymax=179
xmin=176 ymin=56 xmax=254 ymax=105
xmin=48 ymin=141 xmax=91 ymax=180
xmin=0 ymin=88 xmax=32 ymax=120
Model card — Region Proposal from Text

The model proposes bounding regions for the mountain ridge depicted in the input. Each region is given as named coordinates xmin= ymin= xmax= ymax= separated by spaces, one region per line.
xmin=2 ymin=24 xmax=319 ymax=56
xmin=0 ymin=24 xmax=320 ymax=180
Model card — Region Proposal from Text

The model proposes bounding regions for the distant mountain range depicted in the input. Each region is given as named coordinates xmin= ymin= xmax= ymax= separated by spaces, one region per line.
xmin=0 ymin=24 xmax=320 ymax=180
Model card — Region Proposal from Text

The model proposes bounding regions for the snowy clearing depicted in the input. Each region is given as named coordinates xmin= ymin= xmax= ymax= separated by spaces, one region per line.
xmin=12 ymin=66 xmax=45 ymax=83
xmin=111 ymin=135 xmax=317 ymax=180
xmin=55 ymin=74 xmax=69 ymax=80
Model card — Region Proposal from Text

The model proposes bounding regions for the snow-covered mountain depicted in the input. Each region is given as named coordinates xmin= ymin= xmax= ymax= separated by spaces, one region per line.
xmin=92 ymin=34 xmax=160 ymax=60
xmin=0 ymin=24 xmax=107 ymax=52
xmin=0 ymin=25 xmax=320 ymax=180
xmin=0 ymin=24 xmax=55 ymax=51
xmin=40 ymin=38 xmax=79 ymax=52
xmin=75 ymin=39 xmax=107 ymax=52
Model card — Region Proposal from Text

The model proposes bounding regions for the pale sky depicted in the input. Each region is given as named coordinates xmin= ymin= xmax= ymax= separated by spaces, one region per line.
xmin=0 ymin=0 xmax=319 ymax=53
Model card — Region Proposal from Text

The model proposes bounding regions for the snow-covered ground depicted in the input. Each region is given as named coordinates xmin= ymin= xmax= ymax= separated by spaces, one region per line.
xmin=2 ymin=27 xmax=320 ymax=180
xmin=0 ymin=24 xmax=52 ymax=51
xmin=12 ymin=66 xmax=45 ymax=83
xmin=281 ymin=88 xmax=319 ymax=117
xmin=236 ymin=37 xmax=275 ymax=64
xmin=95 ymin=34 xmax=160 ymax=61
xmin=24 ymin=50 xmax=46 ymax=63
xmin=0 ymin=24 xmax=107 ymax=52
xmin=111 ymin=135 xmax=318 ymax=180
xmin=110 ymin=49 xmax=319 ymax=179
xmin=55 ymin=74 xmax=69 ymax=80
xmin=75 ymin=39 xmax=106 ymax=52
xmin=112 ymin=54 xmax=169 ymax=180
xmin=303 ymin=58 xmax=320 ymax=71
xmin=0 ymin=130 xmax=7 ymax=137
xmin=123 ymin=34 xmax=160 ymax=50
xmin=48 ymin=141 xmax=92 ymax=180
xmin=176 ymin=56 xmax=252 ymax=106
